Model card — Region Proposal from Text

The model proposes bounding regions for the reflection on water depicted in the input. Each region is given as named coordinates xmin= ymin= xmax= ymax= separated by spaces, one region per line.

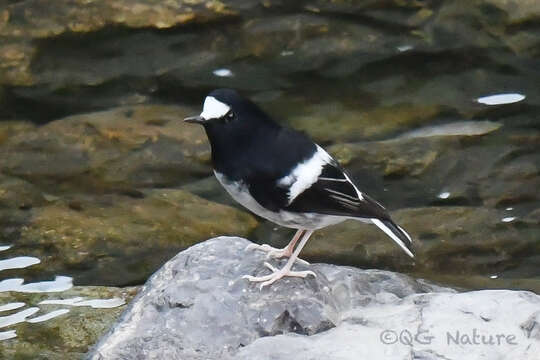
xmin=0 ymin=276 xmax=73 ymax=293
xmin=213 ymin=68 xmax=234 ymax=78
xmin=0 ymin=243 xmax=125 ymax=341
xmin=0 ymin=303 xmax=24 ymax=312
xmin=40 ymin=297 xmax=125 ymax=309
xmin=0 ymin=330 xmax=16 ymax=341
xmin=399 ymin=121 xmax=502 ymax=139
xmin=26 ymin=309 xmax=70 ymax=323
xmin=437 ymin=192 xmax=451 ymax=200
xmin=0 ymin=307 xmax=39 ymax=328
xmin=476 ymin=93 xmax=526 ymax=105
xmin=0 ymin=257 xmax=41 ymax=271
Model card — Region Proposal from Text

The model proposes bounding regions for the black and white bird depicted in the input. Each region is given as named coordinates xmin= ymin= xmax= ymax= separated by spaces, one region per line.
xmin=185 ymin=89 xmax=414 ymax=288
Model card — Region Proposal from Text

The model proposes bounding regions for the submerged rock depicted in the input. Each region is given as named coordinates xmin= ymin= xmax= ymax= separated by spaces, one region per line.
xmin=286 ymin=101 xmax=443 ymax=143
xmin=88 ymin=237 xmax=540 ymax=360
xmin=0 ymin=0 xmax=235 ymax=86
xmin=7 ymin=189 xmax=257 ymax=286
xmin=0 ymin=174 xmax=46 ymax=210
xmin=0 ymin=120 xmax=35 ymax=145
xmin=3 ymin=0 xmax=539 ymax=122
xmin=0 ymin=104 xmax=211 ymax=191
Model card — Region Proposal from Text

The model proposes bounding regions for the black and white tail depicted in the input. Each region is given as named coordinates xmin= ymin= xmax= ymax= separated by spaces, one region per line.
xmin=371 ymin=218 xmax=414 ymax=258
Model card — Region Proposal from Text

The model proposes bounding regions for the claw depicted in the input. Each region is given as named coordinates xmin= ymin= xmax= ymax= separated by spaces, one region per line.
xmin=243 ymin=266 xmax=316 ymax=290
xmin=263 ymin=262 xmax=278 ymax=272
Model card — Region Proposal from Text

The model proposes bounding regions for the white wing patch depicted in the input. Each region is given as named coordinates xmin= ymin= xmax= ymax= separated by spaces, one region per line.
xmin=200 ymin=96 xmax=230 ymax=120
xmin=278 ymin=145 xmax=366 ymax=205
xmin=278 ymin=145 xmax=333 ymax=204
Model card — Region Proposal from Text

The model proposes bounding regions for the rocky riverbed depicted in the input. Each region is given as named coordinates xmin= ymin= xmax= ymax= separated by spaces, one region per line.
xmin=0 ymin=0 xmax=539 ymax=358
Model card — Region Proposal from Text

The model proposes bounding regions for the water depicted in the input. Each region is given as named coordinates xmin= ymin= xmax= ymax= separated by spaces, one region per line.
xmin=0 ymin=244 xmax=125 ymax=343
xmin=0 ymin=0 xmax=539 ymax=355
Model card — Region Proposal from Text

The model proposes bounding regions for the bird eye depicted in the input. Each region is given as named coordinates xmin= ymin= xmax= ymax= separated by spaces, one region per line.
xmin=225 ymin=111 xmax=235 ymax=122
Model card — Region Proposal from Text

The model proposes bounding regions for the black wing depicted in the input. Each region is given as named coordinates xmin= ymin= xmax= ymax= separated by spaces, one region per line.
xmin=285 ymin=160 xmax=389 ymax=220
xmin=285 ymin=160 xmax=415 ymax=258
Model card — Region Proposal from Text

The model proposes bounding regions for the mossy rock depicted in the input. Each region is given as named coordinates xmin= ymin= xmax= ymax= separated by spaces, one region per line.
xmin=0 ymin=104 xmax=212 ymax=192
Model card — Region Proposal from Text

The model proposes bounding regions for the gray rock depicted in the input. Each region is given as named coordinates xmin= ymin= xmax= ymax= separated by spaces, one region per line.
xmin=87 ymin=237 xmax=540 ymax=359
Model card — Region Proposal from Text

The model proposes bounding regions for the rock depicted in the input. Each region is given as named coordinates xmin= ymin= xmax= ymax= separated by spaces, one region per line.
xmin=0 ymin=41 xmax=35 ymax=87
xmin=1 ymin=0 xmax=233 ymax=39
xmin=0 ymin=0 xmax=235 ymax=86
xmin=234 ymin=290 xmax=540 ymax=360
xmin=0 ymin=120 xmax=35 ymax=145
xmin=2 ymin=0 xmax=540 ymax=123
xmin=483 ymin=0 xmax=540 ymax=24
xmin=425 ymin=0 xmax=540 ymax=58
xmin=10 ymin=190 xmax=257 ymax=286
xmin=0 ymin=285 xmax=139 ymax=359
xmin=286 ymin=101 xmax=443 ymax=143
xmin=0 ymin=174 xmax=46 ymax=210
xmin=0 ymin=104 xmax=211 ymax=191
xmin=88 ymin=237 xmax=540 ymax=360
xmin=325 ymin=137 xmax=454 ymax=209
xmin=325 ymin=131 xmax=539 ymax=209
xmin=478 ymin=151 xmax=540 ymax=207
xmin=241 ymin=14 xmax=419 ymax=78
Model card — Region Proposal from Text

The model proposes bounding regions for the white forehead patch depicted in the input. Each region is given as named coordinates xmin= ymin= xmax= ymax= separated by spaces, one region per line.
xmin=200 ymin=96 xmax=230 ymax=120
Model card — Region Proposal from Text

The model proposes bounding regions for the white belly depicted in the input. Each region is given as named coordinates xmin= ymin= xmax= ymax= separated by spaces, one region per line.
xmin=214 ymin=171 xmax=347 ymax=230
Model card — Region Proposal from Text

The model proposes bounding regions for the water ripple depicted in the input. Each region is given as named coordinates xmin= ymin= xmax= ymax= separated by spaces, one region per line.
xmin=477 ymin=93 xmax=525 ymax=105
xmin=0 ymin=303 xmax=26 ymax=312
xmin=26 ymin=309 xmax=70 ymax=323
xmin=0 ymin=330 xmax=17 ymax=340
xmin=0 ymin=256 xmax=41 ymax=271
xmin=40 ymin=297 xmax=125 ymax=309
xmin=0 ymin=307 xmax=39 ymax=328
xmin=0 ymin=276 xmax=73 ymax=293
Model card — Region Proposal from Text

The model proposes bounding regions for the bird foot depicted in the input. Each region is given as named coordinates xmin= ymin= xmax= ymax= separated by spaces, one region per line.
xmin=245 ymin=243 xmax=309 ymax=265
xmin=242 ymin=262 xmax=316 ymax=289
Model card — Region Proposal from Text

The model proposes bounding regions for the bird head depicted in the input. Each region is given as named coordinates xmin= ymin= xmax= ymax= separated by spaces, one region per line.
xmin=184 ymin=88 xmax=278 ymax=149
xmin=185 ymin=88 xmax=275 ymax=125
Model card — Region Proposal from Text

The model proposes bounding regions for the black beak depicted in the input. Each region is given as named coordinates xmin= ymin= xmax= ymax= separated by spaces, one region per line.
xmin=184 ymin=115 xmax=205 ymax=124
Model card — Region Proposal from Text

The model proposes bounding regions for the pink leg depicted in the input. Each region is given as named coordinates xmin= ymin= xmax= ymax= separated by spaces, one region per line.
xmin=242 ymin=230 xmax=316 ymax=289
xmin=245 ymin=229 xmax=309 ymax=264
